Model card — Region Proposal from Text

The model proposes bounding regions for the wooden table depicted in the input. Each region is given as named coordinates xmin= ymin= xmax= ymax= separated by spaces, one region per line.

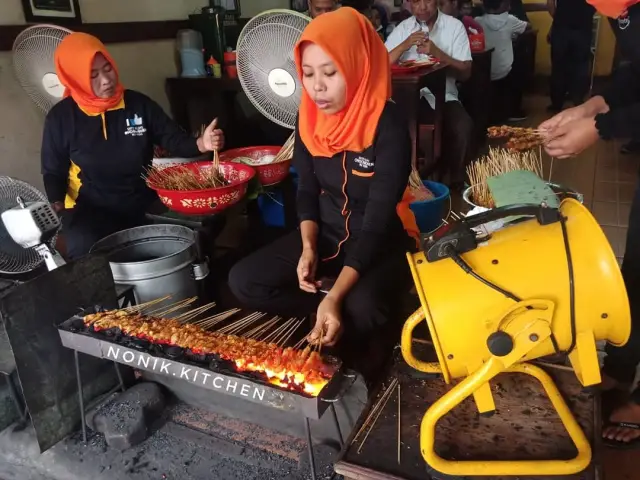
xmin=335 ymin=343 xmax=601 ymax=480
xmin=391 ymin=64 xmax=448 ymax=171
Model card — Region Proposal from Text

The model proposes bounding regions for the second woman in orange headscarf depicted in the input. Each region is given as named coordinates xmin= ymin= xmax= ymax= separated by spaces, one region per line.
xmin=229 ymin=8 xmax=413 ymax=372
xmin=41 ymin=33 xmax=225 ymax=259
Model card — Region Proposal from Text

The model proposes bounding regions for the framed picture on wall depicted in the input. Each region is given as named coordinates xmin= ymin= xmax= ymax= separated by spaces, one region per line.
xmin=21 ymin=0 xmax=82 ymax=25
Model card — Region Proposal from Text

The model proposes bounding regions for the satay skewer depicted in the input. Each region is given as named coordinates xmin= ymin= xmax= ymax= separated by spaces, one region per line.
xmin=352 ymin=378 xmax=398 ymax=446
xmin=175 ymin=302 xmax=217 ymax=323
xmin=356 ymin=378 xmax=399 ymax=453
xmin=126 ymin=295 xmax=172 ymax=314
xmin=260 ymin=317 xmax=294 ymax=343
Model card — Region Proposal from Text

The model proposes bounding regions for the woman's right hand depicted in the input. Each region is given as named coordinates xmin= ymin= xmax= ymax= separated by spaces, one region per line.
xmin=297 ymin=247 xmax=320 ymax=293
xmin=539 ymin=105 xmax=590 ymax=134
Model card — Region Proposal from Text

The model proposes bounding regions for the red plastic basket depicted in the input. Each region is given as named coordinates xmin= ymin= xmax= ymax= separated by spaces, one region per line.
xmin=220 ymin=146 xmax=291 ymax=187
xmin=147 ymin=161 xmax=255 ymax=215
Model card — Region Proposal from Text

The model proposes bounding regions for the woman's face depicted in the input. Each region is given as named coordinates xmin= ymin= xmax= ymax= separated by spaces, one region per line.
xmin=91 ymin=53 xmax=117 ymax=98
xmin=301 ymin=43 xmax=347 ymax=115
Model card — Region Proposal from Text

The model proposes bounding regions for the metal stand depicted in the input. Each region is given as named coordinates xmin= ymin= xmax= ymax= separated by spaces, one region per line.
xmin=4 ymin=372 xmax=27 ymax=424
xmin=75 ymin=288 xmax=135 ymax=442
xmin=74 ymin=350 xmax=129 ymax=444
xmin=303 ymin=400 xmax=347 ymax=480
xmin=304 ymin=417 xmax=317 ymax=480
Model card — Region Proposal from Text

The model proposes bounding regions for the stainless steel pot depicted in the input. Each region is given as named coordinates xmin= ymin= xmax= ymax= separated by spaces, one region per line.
xmin=91 ymin=224 xmax=209 ymax=306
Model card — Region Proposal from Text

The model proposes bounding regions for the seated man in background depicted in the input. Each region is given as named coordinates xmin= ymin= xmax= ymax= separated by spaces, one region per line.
xmin=475 ymin=0 xmax=530 ymax=122
xmin=305 ymin=0 xmax=337 ymax=18
xmin=439 ymin=0 xmax=484 ymax=34
xmin=386 ymin=0 xmax=473 ymax=189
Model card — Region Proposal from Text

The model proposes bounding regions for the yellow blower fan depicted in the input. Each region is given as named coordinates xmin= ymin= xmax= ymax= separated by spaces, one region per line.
xmin=401 ymin=199 xmax=630 ymax=477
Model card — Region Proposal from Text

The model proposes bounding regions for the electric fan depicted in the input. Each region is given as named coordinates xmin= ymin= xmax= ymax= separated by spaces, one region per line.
xmin=12 ymin=24 xmax=72 ymax=114
xmin=401 ymin=200 xmax=630 ymax=477
xmin=236 ymin=9 xmax=310 ymax=130
xmin=0 ymin=177 xmax=64 ymax=276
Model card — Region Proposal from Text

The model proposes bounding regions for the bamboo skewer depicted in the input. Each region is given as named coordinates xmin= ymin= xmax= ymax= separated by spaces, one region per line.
xmin=243 ymin=316 xmax=282 ymax=340
xmin=260 ymin=317 xmax=294 ymax=343
xmin=194 ymin=308 xmax=241 ymax=330
xmin=356 ymin=378 xmax=399 ymax=453
xmin=352 ymin=378 xmax=398 ymax=445
xmin=218 ymin=312 xmax=266 ymax=335
xmin=293 ymin=336 xmax=308 ymax=350
xmin=126 ymin=295 xmax=172 ymax=314
xmin=146 ymin=297 xmax=198 ymax=317
xmin=175 ymin=302 xmax=217 ymax=323
xmin=274 ymin=318 xmax=303 ymax=347
xmin=272 ymin=132 xmax=295 ymax=163
xmin=280 ymin=319 xmax=304 ymax=347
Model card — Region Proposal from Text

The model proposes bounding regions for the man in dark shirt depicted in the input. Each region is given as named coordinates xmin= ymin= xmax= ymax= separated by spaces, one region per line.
xmin=547 ymin=0 xmax=596 ymax=111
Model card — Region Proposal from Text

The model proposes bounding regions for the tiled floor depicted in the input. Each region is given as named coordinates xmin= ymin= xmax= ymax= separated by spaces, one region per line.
xmin=519 ymin=95 xmax=637 ymax=479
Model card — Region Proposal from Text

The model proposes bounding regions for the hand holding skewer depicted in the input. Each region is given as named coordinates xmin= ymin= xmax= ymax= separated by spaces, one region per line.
xmin=198 ymin=118 xmax=225 ymax=153
xmin=308 ymin=296 xmax=343 ymax=347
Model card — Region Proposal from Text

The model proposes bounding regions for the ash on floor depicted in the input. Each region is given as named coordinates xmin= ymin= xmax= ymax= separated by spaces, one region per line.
xmin=0 ymin=401 xmax=341 ymax=480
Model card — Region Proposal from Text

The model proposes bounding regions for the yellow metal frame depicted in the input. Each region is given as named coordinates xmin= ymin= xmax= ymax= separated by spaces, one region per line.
xmin=401 ymin=306 xmax=592 ymax=477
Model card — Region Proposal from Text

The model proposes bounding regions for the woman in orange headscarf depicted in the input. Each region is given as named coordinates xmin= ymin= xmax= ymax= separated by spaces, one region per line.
xmin=539 ymin=1 xmax=640 ymax=449
xmin=229 ymin=8 xmax=413 ymax=371
xmin=41 ymin=33 xmax=224 ymax=259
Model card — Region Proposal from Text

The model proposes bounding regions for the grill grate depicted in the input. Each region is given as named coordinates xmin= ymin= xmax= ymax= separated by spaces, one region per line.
xmin=0 ymin=177 xmax=56 ymax=275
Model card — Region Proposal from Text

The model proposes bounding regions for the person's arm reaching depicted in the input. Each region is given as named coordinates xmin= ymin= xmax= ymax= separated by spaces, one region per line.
xmin=41 ymin=112 xmax=70 ymax=213
xmin=146 ymin=95 xmax=224 ymax=158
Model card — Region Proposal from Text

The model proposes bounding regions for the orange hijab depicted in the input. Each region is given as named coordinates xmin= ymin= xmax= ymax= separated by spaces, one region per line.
xmin=54 ymin=32 xmax=124 ymax=114
xmin=587 ymin=0 xmax=637 ymax=18
xmin=294 ymin=7 xmax=391 ymax=158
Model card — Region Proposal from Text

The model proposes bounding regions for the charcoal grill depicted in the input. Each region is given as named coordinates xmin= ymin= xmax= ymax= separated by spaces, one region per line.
xmin=56 ymin=306 xmax=355 ymax=480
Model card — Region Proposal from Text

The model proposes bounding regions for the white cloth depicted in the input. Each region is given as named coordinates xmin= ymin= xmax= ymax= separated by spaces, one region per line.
xmin=475 ymin=13 xmax=528 ymax=81
xmin=385 ymin=12 xmax=472 ymax=109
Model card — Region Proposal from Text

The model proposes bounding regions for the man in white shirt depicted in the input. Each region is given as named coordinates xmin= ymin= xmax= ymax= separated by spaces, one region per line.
xmin=386 ymin=0 xmax=474 ymax=188
xmin=475 ymin=0 xmax=530 ymax=121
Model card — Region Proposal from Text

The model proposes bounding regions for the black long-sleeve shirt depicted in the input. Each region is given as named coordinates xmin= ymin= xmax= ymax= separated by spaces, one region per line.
xmin=595 ymin=4 xmax=640 ymax=140
xmin=293 ymin=100 xmax=412 ymax=275
xmin=41 ymin=89 xmax=201 ymax=214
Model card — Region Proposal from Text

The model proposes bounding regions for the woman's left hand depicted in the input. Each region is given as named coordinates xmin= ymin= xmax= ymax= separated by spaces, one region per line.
xmin=307 ymin=296 xmax=343 ymax=347
xmin=201 ymin=118 xmax=225 ymax=152
xmin=544 ymin=116 xmax=600 ymax=159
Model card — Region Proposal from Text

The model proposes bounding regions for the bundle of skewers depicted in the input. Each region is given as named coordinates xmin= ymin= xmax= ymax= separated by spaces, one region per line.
xmin=466 ymin=147 xmax=543 ymax=208
xmin=487 ymin=125 xmax=547 ymax=152
xmin=407 ymin=168 xmax=434 ymax=202
xmin=143 ymin=151 xmax=228 ymax=191
xmin=82 ymin=296 xmax=336 ymax=396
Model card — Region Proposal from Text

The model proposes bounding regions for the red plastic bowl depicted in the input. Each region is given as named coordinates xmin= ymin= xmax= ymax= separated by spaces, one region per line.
xmin=147 ymin=161 xmax=255 ymax=215
xmin=219 ymin=146 xmax=291 ymax=187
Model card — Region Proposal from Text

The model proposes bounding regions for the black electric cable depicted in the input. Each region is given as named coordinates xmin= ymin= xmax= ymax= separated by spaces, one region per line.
xmin=559 ymin=215 xmax=577 ymax=354
xmin=444 ymin=214 xmax=576 ymax=355
xmin=444 ymin=244 xmax=522 ymax=302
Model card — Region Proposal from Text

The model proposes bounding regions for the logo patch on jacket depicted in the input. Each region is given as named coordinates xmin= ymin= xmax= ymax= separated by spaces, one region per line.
xmin=354 ymin=156 xmax=374 ymax=169
xmin=352 ymin=156 xmax=375 ymax=178
xmin=125 ymin=114 xmax=147 ymax=137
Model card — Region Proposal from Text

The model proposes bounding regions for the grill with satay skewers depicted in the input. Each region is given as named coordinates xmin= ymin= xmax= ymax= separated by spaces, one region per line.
xmin=56 ymin=296 xmax=347 ymax=418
